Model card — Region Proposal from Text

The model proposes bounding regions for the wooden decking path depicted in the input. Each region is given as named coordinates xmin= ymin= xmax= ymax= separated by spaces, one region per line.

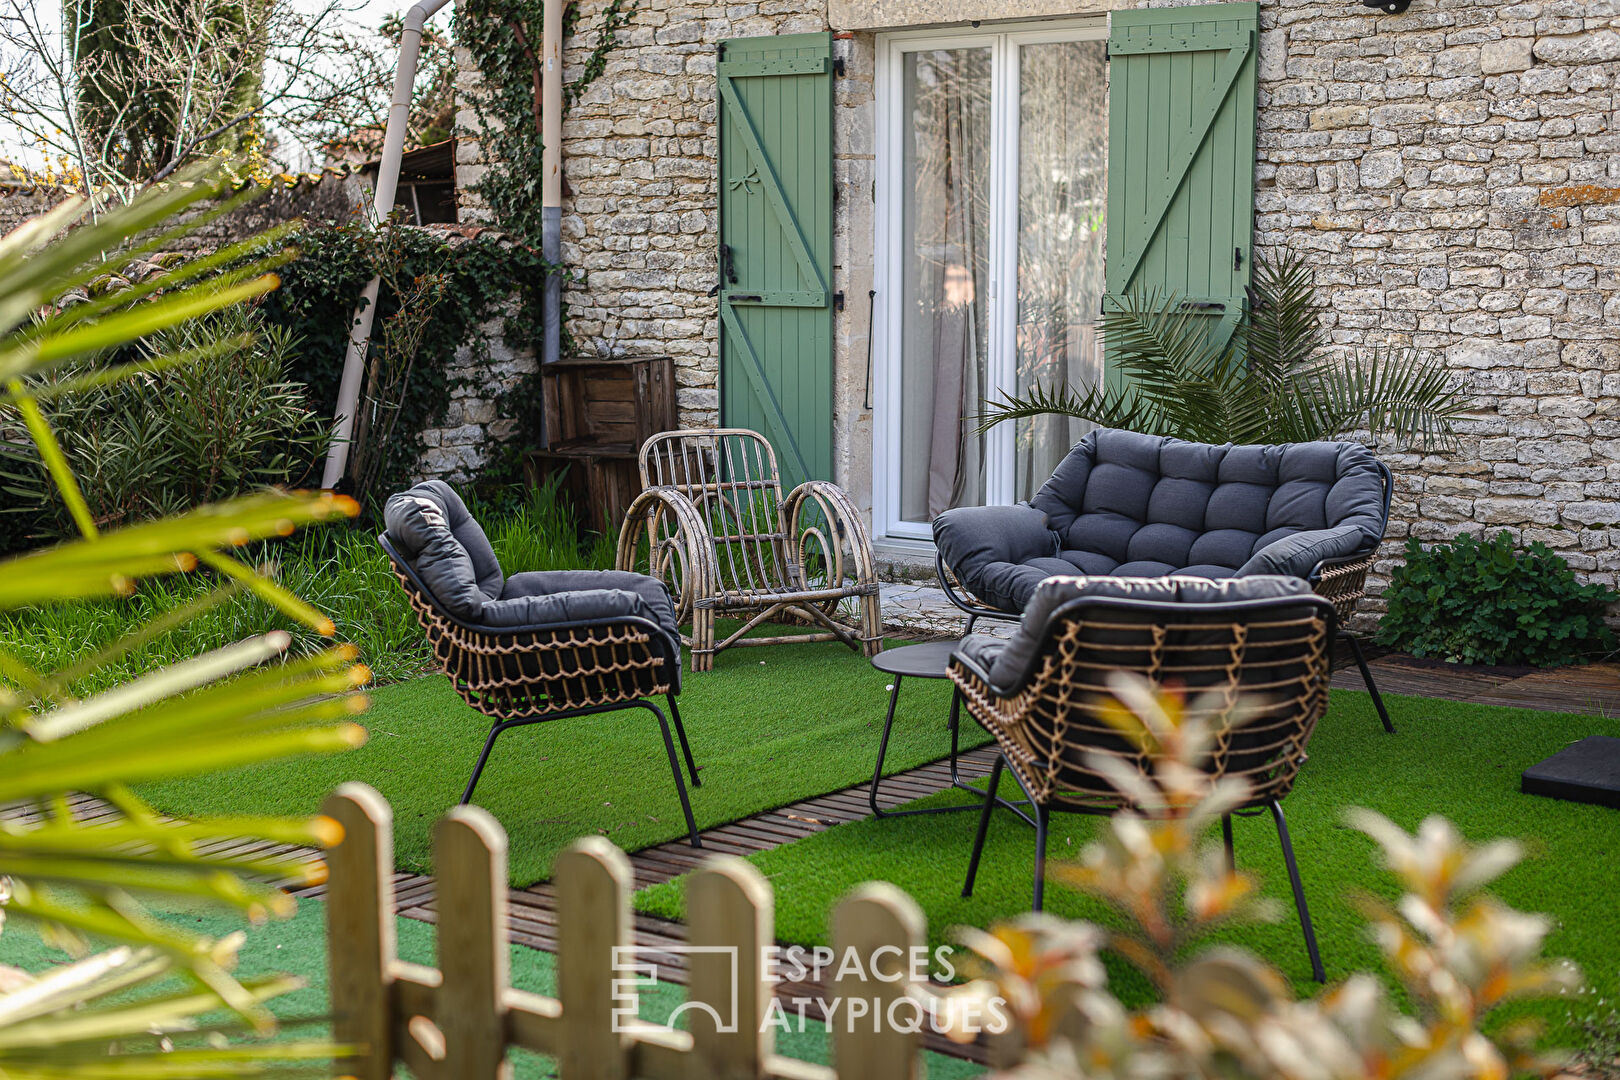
xmin=1332 ymin=648 xmax=1620 ymax=717
xmin=12 ymin=646 xmax=1620 ymax=1068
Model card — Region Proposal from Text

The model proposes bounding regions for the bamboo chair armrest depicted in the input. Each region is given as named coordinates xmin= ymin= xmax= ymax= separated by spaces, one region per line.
xmin=782 ymin=479 xmax=878 ymax=586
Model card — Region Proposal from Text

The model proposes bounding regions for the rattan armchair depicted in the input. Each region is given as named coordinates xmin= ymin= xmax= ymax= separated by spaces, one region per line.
xmin=381 ymin=482 xmax=701 ymax=847
xmin=616 ymin=428 xmax=882 ymax=672
xmin=951 ymin=575 xmax=1336 ymax=982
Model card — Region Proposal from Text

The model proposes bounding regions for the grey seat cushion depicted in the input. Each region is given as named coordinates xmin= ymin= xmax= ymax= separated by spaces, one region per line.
xmin=935 ymin=429 xmax=1386 ymax=612
xmin=383 ymin=481 xmax=680 ymax=645
xmin=956 ymin=574 xmax=1318 ymax=696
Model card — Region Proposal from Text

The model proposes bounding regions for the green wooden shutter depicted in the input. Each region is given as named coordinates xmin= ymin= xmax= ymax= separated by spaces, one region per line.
xmin=717 ymin=32 xmax=833 ymax=490
xmin=1105 ymin=2 xmax=1258 ymax=344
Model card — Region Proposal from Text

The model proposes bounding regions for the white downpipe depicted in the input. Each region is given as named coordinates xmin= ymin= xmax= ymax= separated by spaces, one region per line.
xmin=540 ymin=0 xmax=563 ymax=370
xmin=321 ymin=0 xmax=455 ymax=491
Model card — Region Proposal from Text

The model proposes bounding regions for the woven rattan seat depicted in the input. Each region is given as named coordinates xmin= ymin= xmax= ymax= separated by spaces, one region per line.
xmin=952 ymin=575 xmax=1336 ymax=981
xmin=616 ymin=429 xmax=882 ymax=672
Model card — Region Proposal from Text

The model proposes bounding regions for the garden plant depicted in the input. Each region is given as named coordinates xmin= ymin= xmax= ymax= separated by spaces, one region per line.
xmin=975 ymin=249 xmax=1472 ymax=450
xmin=0 ymin=169 xmax=367 ymax=1076
xmin=945 ymin=675 xmax=1579 ymax=1080
xmin=1376 ymin=530 xmax=1617 ymax=668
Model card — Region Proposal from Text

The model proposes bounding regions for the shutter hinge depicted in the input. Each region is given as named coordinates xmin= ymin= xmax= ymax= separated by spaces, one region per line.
xmin=834 ymin=56 xmax=846 ymax=76
xmin=718 ymin=42 xmax=726 ymax=59
xmin=1235 ymin=247 xmax=1244 ymax=272
xmin=834 ymin=291 xmax=845 ymax=312
xmin=1104 ymin=42 xmax=1110 ymax=61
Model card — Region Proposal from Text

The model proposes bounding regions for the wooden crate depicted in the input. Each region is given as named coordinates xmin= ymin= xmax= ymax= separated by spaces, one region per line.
xmin=537 ymin=355 xmax=675 ymax=455
xmin=526 ymin=356 xmax=675 ymax=534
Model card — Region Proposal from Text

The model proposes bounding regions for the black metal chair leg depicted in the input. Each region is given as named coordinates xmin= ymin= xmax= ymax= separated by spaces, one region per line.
xmin=946 ymin=688 xmax=962 ymax=786
xmin=962 ymin=755 xmax=1003 ymax=898
xmin=1345 ymin=635 xmax=1395 ymax=734
xmin=869 ymin=676 xmax=904 ymax=816
xmin=667 ymin=694 xmax=700 ymax=787
xmin=1222 ymin=813 xmax=1235 ymax=873
xmin=648 ymin=701 xmax=702 ymax=848
xmin=1270 ymin=801 xmax=1324 ymax=983
xmin=1032 ymin=804 xmax=1049 ymax=912
xmin=461 ymin=721 xmax=508 ymax=805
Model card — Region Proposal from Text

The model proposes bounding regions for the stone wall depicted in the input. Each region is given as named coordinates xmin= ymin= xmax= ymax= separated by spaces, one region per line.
xmin=1252 ymin=0 xmax=1620 ymax=614
xmin=413 ymin=294 xmax=538 ymax=485
xmin=455 ymin=0 xmax=1620 ymax=612
xmin=451 ymin=0 xmax=879 ymax=500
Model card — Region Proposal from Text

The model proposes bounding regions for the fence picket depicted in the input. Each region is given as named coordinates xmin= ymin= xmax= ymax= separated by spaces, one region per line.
xmin=322 ymin=783 xmax=397 ymax=1080
xmin=434 ymin=807 xmax=513 ymax=1080
xmin=556 ymin=836 xmax=634 ymax=1080
xmin=689 ymin=856 xmax=775 ymax=1079
xmin=830 ymin=883 xmax=926 ymax=1080
xmin=321 ymin=786 xmax=951 ymax=1080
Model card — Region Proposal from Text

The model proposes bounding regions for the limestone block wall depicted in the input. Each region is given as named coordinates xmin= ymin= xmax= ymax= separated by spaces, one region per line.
xmin=452 ymin=0 xmax=879 ymax=503
xmin=1252 ymin=0 xmax=1620 ymax=614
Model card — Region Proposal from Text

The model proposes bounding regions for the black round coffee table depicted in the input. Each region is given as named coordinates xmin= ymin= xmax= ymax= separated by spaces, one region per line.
xmin=869 ymin=639 xmax=1031 ymax=822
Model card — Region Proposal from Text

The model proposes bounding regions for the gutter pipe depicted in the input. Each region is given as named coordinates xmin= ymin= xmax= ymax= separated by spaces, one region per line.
xmin=541 ymin=0 xmax=563 ymax=372
xmin=322 ymin=0 xmax=455 ymax=490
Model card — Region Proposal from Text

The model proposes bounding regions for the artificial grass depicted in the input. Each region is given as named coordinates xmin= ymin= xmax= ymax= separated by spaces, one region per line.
xmin=0 ymin=898 xmax=983 ymax=1078
xmin=141 ymin=636 xmax=982 ymax=887
xmin=635 ymin=689 xmax=1620 ymax=1046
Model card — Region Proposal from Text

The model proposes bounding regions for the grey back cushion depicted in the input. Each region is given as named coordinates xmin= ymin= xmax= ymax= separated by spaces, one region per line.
xmin=1035 ymin=429 xmax=1384 ymax=576
xmin=383 ymin=480 xmax=504 ymax=622
xmin=958 ymin=573 xmax=1320 ymax=697
xmin=938 ymin=429 xmax=1387 ymax=612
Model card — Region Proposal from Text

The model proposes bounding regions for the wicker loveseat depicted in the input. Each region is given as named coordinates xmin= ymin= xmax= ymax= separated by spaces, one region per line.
xmin=935 ymin=428 xmax=1394 ymax=732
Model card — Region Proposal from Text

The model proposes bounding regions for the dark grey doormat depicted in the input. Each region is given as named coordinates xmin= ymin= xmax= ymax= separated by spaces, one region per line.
xmin=1521 ymin=735 xmax=1620 ymax=809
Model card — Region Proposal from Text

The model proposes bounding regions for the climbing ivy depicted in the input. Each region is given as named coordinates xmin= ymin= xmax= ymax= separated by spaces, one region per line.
xmin=450 ymin=0 xmax=636 ymax=490
xmin=260 ymin=220 xmax=555 ymax=512
xmin=453 ymin=0 xmax=636 ymax=244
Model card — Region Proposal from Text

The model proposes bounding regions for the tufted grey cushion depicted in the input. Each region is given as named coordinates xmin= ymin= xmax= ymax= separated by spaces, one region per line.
xmin=955 ymin=574 xmax=1320 ymax=696
xmin=935 ymin=429 xmax=1387 ymax=612
xmin=382 ymin=481 xmax=680 ymax=649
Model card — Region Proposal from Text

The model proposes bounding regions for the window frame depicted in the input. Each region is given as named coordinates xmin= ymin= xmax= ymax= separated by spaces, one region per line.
xmin=872 ymin=17 xmax=1109 ymax=544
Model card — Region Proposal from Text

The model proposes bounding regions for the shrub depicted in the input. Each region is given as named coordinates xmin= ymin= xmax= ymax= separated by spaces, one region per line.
xmin=1375 ymin=530 xmax=1616 ymax=667
xmin=0 ymin=305 xmax=328 ymax=543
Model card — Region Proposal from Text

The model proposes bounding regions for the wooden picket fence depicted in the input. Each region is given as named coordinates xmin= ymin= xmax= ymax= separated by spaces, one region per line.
xmin=323 ymin=782 xmax=984 ymax=1080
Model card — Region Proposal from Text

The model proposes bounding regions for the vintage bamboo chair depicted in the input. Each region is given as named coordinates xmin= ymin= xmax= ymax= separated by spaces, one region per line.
xmin=952 ymin=575 xmax=1336 ymax=982
xmin=616 ymin=428 xmax=882 ymax=672
xmin=381 ymin=481 xmax=701 ymax=847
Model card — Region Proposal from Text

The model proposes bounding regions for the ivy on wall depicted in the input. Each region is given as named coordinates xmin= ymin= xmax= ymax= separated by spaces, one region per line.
xmin=449 ymin=0 xmax=636 ymax=488
xmin=453 ymin=0 xmax=635 ymax=245
xmin=261 ymin=221 xmax=553 ymax=508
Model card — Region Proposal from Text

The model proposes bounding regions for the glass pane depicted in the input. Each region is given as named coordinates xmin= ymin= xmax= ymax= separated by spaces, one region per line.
xmin=1014 ymin=40 xmax=1109 ymax=502
xmin=898 ymin=47 xmax=992 ymax=525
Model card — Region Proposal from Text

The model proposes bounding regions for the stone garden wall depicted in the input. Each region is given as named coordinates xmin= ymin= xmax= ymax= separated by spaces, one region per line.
xmin=1251 ymin=0 xmax=1620 ymax=613
xmin=455 ymin=0 xmax=1620 ymax=615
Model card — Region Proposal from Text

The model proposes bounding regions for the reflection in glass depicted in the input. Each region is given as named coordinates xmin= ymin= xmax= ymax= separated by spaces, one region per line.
xmin=1014 ymin=40 xmax=1108 ymax=501
xmin=898 ymin=48 xmax=991 ymax=524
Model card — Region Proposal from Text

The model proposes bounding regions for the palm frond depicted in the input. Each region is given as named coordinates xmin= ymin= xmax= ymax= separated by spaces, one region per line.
xmin=1241 ymin=247 xmax=1328 ymax=386
xmin=972 ymin=379 xmax=1159 ymax=438
xmin=1302 ymin=345 xmax=1471 ymax=450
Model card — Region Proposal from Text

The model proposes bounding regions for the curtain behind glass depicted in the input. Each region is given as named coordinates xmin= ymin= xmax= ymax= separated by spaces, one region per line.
xmin=898 ymin=48 xmax=991 ymax=523
xmin=1014 ymin=41 xmax=1108 ymax=501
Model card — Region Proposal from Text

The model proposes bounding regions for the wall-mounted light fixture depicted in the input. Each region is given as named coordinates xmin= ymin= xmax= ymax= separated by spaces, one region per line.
xmin=1361 ymin=0 xmax=1412 ymax=11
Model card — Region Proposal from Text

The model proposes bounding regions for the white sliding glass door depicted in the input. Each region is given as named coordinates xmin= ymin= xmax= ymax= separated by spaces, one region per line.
xmin=875 ymin=23 xmax=1108 ymax=542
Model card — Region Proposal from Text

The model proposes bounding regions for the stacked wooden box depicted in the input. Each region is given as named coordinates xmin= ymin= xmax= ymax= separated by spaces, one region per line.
xmin=524 ymin=356 xmax=675 ymax=534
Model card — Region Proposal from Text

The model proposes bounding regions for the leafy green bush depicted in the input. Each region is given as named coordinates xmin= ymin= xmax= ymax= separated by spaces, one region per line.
xmin=1376 ymin=530 xmax=1617 ymax=667
xmin=0 ymin=305 xmax=328 ymax=543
